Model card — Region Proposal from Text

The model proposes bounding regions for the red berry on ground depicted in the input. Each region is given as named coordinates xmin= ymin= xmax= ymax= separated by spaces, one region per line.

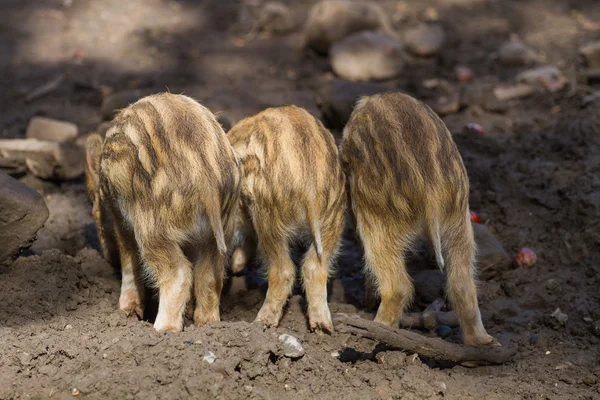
xmin=513 ymin=248 xmax=536 ymax=268
xmin=469 ymin=210 xmax=481 ymax=224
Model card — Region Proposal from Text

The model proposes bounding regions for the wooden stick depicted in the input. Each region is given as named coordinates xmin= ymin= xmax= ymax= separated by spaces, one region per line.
xmin=400 ymin=298 xmax=459 ymax=329
xmin=333 ymin=313 xmax=517 ymax=365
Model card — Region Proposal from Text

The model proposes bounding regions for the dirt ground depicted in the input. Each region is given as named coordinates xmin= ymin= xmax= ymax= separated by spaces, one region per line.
xmin=1 ymin=0 xmax=600 ymax=398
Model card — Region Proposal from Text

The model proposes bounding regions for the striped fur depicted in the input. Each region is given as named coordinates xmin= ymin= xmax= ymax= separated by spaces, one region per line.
xmin=228 ymin=106 xmax=346 ymax=333
xmin=341 ymin=92 xmax=499 ymax=347
xmin=85 ymin=93 xmax=241 ymax=332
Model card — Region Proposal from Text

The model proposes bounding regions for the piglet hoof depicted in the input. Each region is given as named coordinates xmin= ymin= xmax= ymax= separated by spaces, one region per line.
xmin=153 ymin=322 xmax=181 ymax=333
xmin=255 ymin=307 xmax=281 ymax=328
xmin=465 ymin=333 xmax=502 ymax=347
xmin=193 ymin=309 xmax=220 ymax=327
xmin=119 ymin=289 xmax=143 ymax=319
xmin=308 ymin=308 xmax=334 ymax=335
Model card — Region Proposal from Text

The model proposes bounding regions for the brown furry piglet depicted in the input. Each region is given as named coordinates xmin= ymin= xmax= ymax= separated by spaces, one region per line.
xmin=341 ymin=92 xmax=499 ymax=347
xmin=85 ymin=93 xmax=241 ymax=332
xmin=227 ymin=106 xmax=346 ymax=333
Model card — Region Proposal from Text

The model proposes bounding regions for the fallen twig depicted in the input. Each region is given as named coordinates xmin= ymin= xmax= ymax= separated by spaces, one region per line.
xmin=25 ymin=74 xmax=65 ymax=103
xmin=400 ymin=298 xmax=458 ymax=329
xmin=333 ymin=313 xmax=517 ymax=365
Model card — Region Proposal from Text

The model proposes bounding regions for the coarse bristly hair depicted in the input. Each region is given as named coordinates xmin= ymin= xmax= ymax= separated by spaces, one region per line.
xmin=85 ymin=92 xmax=241 ymax=333
xmin=227 ymin=105 xmax=346 ymax=334
xmin=341 ymin=92 xmax=500 ymax=347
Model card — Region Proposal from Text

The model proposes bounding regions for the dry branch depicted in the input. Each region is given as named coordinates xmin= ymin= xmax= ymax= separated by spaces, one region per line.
xmin=400 ymin=298 xmax=458 ymax=329
xmin=333 ymin=313 xmax=517 ymax=366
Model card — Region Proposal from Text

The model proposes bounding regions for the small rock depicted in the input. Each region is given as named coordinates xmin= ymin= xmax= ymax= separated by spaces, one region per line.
xmin=433 ymin=381 xmax=447 ymax=394
xmin=330 ymin=31 xmax=404 ymax=81
xmin=315 ymin=79 xmax=401 ymax=130
xmin=430 ymin=93 xmax=460 ymax=115
xmin=278 ymin=334 xmax=304 ymax=359
xmin=472 ymin=223 xmax=512 ymax=280
xmin=0 ymin=139 xmax=85 ymax=180
xmin=71 ymin=388 xmax=80 ymax=397
xmin=493 ymin=84 xmax=536 ymax=101
xmin=0 ymin=172 xmax=49 ymax=264
xmin=436 ymin=325 xmax=452 ymax=338
xmin=305 ymin=0 xmax=392 ymax=54
xmin=65 ymin=324 xmax=73 ymax=330
xmin=580 ymin=41 xmax=600 ymax=69
xmin=100 ymin=90 xmax=143 ymax=120
xmin=26 ymin=117 xmax=78 ymax=142
xmin=455 ymin=65 xmax=474 ymax=82
xmin=405 ymin=24 xmax=445 ymax=56
xmin=516 ymin=66 xmax=566 ymax=91
xmin=584 ymin=317 xmax=593 ymax=323
xmin=529 ymin=334 xmax=539 ymax=345
xmin=583 ymin=374 xmax=598 ymax=386
xmin=256 ymin=2 xmax=296 ymax=34
xmin=498 ymin=40 xmax=539 ymax=65
xmin=203 ymin=351 xmax=217 ymax=364
xmin=551 ymin=308 xmax=568 ymax=325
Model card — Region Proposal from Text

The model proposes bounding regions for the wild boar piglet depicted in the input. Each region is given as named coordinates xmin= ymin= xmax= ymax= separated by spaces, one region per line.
xmin=228 ymin=106 xmax=346 ymax=333
xmin=341 ymin=92 xmax=499 ymax=347
xmin=85 ymin=93 xmax=241 ymax=332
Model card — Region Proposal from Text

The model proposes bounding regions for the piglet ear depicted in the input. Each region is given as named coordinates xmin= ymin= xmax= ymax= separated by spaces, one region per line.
xmin=85 ymin=134 xmax=103 ymax=188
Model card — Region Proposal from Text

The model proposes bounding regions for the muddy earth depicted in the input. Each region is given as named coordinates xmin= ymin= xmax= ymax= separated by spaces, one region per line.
xmin=1 ymin=0 xmax=600 ymax=398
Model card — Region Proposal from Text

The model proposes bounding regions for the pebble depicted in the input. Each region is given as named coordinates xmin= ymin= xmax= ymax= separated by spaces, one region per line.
xmin=431 ymin=93 xmax=460 ymax=115
xmin=472 ymin=223 xmax=512 ymax=280
xmin=580 ymin=41 xmax=600 ymax=68
xmin=26 ymin=117 xmax=78 ymax=142
xmin=436 ymin=325 xmax=452 ymax=338
xmin=550 ymin=308 xmax=568 ymax=325
xmin=279 ymin=334 xmax=305 ymax=359
xmin=71 ymin=388 xmax=80 ymax=396
xmin=203 ymin=351 xmax=217 ymax=364
xmin=330 ymin=31 xmax=404 ymax=81
xmin=529 ymin=334 xmax=540 ymax=345
xmin=493 ymin=84 xmax=536 ymax=101
xmin=305 ymin=0 xmax=391 ymax=54
xmin=256 ymin=2 xmax=296 ymax=34
xmin=405 ymin=24 xmax=445 ymax=56
xmin=498 ymin=40 xmax=539 ymax=65
xmin=465 ymin=123 xmax=485 ymax=136
xmin=516 ymin=66 xmax=566 ymax=91
xmin=455 ymin=65 xmax=474 ymax=82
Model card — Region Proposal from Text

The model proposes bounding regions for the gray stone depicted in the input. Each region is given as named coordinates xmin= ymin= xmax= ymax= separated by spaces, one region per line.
xmin=305 ymin=0 xmax=391 ymax=54
xmin=256 ymin=2 xmax=296 ymax=34
xmin=516 ymin=66 xmax=564 ymax=86
xmin=278 ymin=334 xmax=304 ymax=359
xmin=26 ymin=117 xmax=78 ymax=142
xmin=473 ymin=223 xmax=512 ymax=280
xmin=203 ymin=351 xmax=217 ymax=364
xmin=330 ymin=31 xmax=404 ymax=81
xmin=0 ymin=172 xmax=49 ymax=264
xmin=405 ymin=24 xmax=445 ymax=56
xmin=580 ymin=41 xmax=600 ymax=69
xmin=100 ymin=90 xmax=142 ymax=120
xmin=498 ymin=40 xmax=539 ymax=66
xmin=315 ymin=79 xmax=401 ymax=130
xmin=0 ymin=139 xmax=85 ymax=180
